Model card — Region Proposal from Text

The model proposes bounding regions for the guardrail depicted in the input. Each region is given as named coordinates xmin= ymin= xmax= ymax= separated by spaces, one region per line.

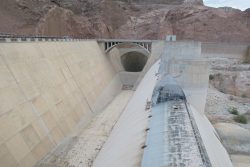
xmin=0 ymin=34 xmax=156 ymax=43
xmin=0 ymin=34 xmax=86 ymax=43
xmin=0 ymin=33 xmax=166 ymax=44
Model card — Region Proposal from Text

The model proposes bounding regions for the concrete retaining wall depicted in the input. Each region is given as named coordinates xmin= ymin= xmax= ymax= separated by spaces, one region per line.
xmin=0 ymin=41 xmax=122 ymax=167
xmin=201 ymin=43 xmax=249 ymax=59
xmin=134 ymin=41 xmax=210 ymax=113
xmin=158 ymin=42 xmax=209 ymax=113
xmin=190 ymin=105 xmax=234 ymax=167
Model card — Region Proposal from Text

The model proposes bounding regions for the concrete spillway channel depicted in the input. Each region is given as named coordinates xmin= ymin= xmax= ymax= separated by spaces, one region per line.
xmin=0 ymin=38 xmax=235 ymax=167
xmin=141 ymin=83 xmax=212 ymax=167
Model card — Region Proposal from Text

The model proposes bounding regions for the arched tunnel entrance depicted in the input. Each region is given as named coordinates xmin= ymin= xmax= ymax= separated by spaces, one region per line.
xmin=121 ymin=51 xmax=148 ymax=72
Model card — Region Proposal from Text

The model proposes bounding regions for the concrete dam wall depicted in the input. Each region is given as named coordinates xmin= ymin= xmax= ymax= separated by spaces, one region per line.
xmin=93 ymin=41 xmax=233 ymax=167
xmin=0 ymin=41 xmax=122 ymax=167
xmin=0 ymin=39 xmax=240 ymax=167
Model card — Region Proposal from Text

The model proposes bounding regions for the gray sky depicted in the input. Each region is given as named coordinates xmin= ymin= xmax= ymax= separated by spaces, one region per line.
xmin=203 ymin=0 xmax=250 ymax=10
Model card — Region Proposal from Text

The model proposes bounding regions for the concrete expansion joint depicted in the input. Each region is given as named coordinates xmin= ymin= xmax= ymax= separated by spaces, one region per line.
xmin=63 ymin=57 xmax=94 ymax=113
xmin=1 ymin=54 xmax=55 ymax=144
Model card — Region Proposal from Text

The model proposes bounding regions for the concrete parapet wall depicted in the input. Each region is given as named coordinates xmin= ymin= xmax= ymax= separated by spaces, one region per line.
xmin=190 ymin=105 xmax=233 ymax=167
xmin=202 ymin=42 xmax=249 ymax=59
xmin=166 ymin=41 xmax=202 ymax=59
xmin=0 ymin=41 xmax=122 ymax=167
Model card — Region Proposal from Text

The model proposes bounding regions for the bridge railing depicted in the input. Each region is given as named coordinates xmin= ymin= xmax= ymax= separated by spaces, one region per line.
xmin=0 ymin=33 xmax=157 ymax=43
xmin=0 ymin=33 xmax=97 ymax=43
xmin=102 ymin=40 xmax=152 ymax=53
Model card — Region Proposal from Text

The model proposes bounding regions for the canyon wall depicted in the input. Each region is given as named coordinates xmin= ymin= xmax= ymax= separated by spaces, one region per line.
xmin=0 ymin=0 xmax=249 ymax=42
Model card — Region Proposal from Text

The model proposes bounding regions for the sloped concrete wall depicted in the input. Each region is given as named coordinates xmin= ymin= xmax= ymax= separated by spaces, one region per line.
xmin=0 ymin=41 xmax=122 ymax=167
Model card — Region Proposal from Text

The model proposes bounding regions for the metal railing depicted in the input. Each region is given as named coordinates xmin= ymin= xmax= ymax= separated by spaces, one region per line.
xmin=0 ymin=33 xmax=156 ymax=43
xmin=0 ymin=33 xmax=95 ymax=43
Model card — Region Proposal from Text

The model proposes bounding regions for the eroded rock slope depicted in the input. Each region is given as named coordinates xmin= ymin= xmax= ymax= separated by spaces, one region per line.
xmin=0 ymin=0 xmax=250 ymax=42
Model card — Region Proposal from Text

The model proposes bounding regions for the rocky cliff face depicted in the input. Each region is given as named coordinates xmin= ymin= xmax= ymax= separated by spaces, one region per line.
xmin=106 ymin=0 xmax=203 ymax=5
xmin=0 ymin=0 xmax=250 ymax=42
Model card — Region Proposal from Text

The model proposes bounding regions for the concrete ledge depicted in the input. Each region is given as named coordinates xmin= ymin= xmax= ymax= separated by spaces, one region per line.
xmin=190 ymin=105 xmax=234 ymax=167
xmin=94 ymin=60 xmax=160 ymax=167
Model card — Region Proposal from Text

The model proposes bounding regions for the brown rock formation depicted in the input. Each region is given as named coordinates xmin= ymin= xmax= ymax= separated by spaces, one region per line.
xmin=210 ymin=67 xmax=250 ymax=98
xmin=0 ymin=0 xmax=250 ymax=42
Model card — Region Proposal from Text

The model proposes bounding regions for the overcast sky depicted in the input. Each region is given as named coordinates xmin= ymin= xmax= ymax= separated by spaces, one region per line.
xmin=203 ymin=0 xmax=250 ymax=11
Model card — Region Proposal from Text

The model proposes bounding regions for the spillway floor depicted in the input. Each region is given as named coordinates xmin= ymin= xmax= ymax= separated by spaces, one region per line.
xmin=37 ymin=90 xmax=133 ymax=167
xmin=142 ymin=101 xmax=205 ymax=167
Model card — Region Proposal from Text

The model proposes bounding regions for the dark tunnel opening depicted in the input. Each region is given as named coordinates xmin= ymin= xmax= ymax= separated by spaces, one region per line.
xmin=121 ymin=52 xmax=148 ymax=72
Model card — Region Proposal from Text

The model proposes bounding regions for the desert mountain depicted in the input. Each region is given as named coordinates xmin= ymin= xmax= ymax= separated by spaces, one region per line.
xmin=0 ymin=0 xmax=249 ymax=42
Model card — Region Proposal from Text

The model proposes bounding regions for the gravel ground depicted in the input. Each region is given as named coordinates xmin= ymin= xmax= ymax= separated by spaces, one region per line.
xmin=37 ymin=90 xmax=133 ymax=167
xmin=205 ymin=86 xmax=250 ymax=125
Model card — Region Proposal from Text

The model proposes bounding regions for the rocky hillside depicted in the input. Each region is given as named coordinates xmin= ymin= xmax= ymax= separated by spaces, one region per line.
xmin=0 ymin=0 xmax=250 ymax=42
